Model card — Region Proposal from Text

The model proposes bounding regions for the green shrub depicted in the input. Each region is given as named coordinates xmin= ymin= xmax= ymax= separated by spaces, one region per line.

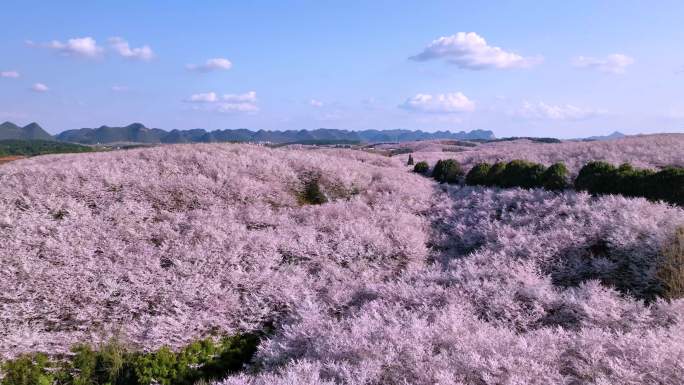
xmin=498 ymin=160 xmax=546 ymax=189
xmin=300 ymin=175 xmax=328 ymax=205
xmin=128 ymin=334 xmax=260 ymax=385
xmin=575 ymin=161 xmax=683 ymax=207
xmin=574 ymin=161 xmax=618 ymax=194
xmin=541 ymin=162 xmax=569 ymax=190
xmin=484 ymin=162 xmax=507 ymax=187
xmin=413 ymin=161 xmax=429 ymax=175
xmin=407 ymin=154 xmax=414 ymax=166
xmin=614 ymin=163 xmax=654 ymax=198
xmin=461 ymin=158 xmax=682 ymax=206
xmin=132 ymin=347 xmax=180 ymax=385
xmin=657 ymin=227 xmax=684 ymax=300
xmin=647 ymin=167 xmax=684 ymax=206
xmin=0 ymin=353 xmax=54 ymax=385
xmin=432 ymin=160 xmax=444 ymax=182
xmin=200 ymin=333 xmax=260 ymax=379
xmin=432 ymin=159 xmax=464 ymax=184
xmin=465 ymin=163 xmax=491 ymax=186
xmin=0 ymin=333 xmax=262 ymax=385
xmin=68 ymin=345 xmax=101 ymax=385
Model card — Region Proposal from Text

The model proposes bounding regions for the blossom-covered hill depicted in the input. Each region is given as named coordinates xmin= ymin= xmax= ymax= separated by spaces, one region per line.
xmin=1 ymin=141 xmax=683 ymax=384
xmin=0 ymin=145 xmax=432 ymax=355
xmin=392 ymin=133 xmax=684 ymax=173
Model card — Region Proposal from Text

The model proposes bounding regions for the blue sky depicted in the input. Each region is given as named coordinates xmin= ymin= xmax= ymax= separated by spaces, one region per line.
xmin=1 ymin=0 xmax=683 ymax=138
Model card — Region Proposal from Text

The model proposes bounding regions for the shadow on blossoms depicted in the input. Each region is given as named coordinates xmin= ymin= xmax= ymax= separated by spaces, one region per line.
xmin=219 ymin=183 xmax=684 ymax=385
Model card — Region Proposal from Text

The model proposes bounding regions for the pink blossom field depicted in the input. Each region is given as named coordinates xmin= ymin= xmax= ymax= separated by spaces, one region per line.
xmin=1 ymin=138 xmax=683 ymax=384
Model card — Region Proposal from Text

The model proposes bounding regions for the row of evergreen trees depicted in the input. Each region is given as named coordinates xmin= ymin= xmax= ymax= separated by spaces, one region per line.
xmin=465 ymin=160 xmax=569 ymax=190
xmin=410 ymin=156 xmax=683 ymax=206
xmin=574 ymin=161 xmax=683 ymax=206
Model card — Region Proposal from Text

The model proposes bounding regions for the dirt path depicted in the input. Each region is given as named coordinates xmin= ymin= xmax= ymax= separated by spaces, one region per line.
xmin=0 ymin=156 xmax=25 ymax=165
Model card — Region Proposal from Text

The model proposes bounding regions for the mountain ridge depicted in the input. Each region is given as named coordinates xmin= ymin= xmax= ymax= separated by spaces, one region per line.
xmin=54 ymin=123 xmax=497 ymax=144
xmin=0 ymin=121 xmax=54 ymax=141
xmin=579 ymin=131 xmax=626 ymax=141
xmin=0 ymin=122 xmax=653 ymax=146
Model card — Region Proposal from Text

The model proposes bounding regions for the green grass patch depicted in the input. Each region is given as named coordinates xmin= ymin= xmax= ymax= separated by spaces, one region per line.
xmin=0 ymin=332 xmax=261 ymax=385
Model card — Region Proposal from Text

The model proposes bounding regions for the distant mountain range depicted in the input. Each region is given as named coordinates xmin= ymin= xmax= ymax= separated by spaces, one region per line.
xmin=56 ymin=123 xmax=169 ymax=144
xmin=1 ymin=122 xmax=638 ymax=146
xmin=0 ymin=122 xmax=54 ymax=141
xmin=54 ymin=123 xmax=496 ymax=144
xmin=580 ymin=131 xmax=626 ymax=141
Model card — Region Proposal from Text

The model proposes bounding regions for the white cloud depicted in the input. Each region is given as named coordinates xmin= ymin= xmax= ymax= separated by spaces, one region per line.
xmin=516 ymin=101 xmax=601 ymax=120
xmin=1 ymin=71 xmax=20 ymax=78
xmin=410 ymin=32 xmax=541 ymax=70
xmin=572 ymin=54 xmax=634 ymax=74
xmin=310 ymin=99 xmax=324 ymax=107
xmin=38 ymin=37 xmax=103 ymax=58
xmin=187 ymin=92 xmax=219 ymax=103
xmin=185 ymin=91 xmax=258 ymax=113
xmin=31 ymin=83 xmax=49 ymax=93
xmin=215 ymin=104 xmax=258 ymax=113
xmin=222 ymin=91 xmax=257 ymax=103
xmin=186 ymin=58 xmax=232 ymax=72
xmin=400 ymin=92 xmax=475 ymax=113
xmin=109 ymin=37 xmax=154 ymax=61
xmin=111 ymin=85 xmax=129 ymax=92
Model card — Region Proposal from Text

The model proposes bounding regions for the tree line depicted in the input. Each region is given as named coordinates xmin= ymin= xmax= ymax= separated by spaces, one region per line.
xmin=410 ymin=156 xmax=683 ymax=206
xmin=0 ymin=139 xmax=95 ymax=157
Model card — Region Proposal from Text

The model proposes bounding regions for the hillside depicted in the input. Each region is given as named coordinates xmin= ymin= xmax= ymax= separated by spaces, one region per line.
xmin=1 ymin=140 xmax=683 ymax=384
xmin=0 ymin=121 xmax=53 ymax=141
